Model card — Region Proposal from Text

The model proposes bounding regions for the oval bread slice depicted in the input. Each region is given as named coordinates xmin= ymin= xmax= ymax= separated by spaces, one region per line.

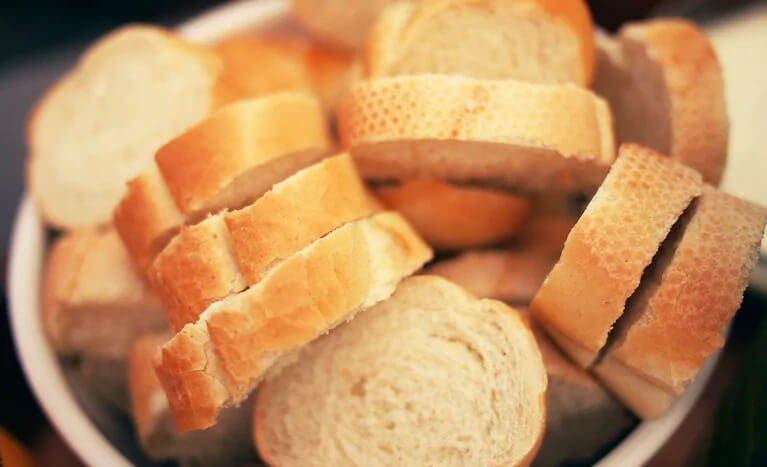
xmin=254 ymin=275 xmax=546 ymax=467
xmin=154 ymin=212 xmax=432 ymax=431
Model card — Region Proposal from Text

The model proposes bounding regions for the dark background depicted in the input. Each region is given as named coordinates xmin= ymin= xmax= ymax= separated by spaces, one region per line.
xmin=1 ymin=1 xmax=765 ymax=466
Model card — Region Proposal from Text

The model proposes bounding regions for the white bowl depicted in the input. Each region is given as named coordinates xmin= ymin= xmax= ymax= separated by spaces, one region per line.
xmin=7 ymin=1 xmax=722 ymax=465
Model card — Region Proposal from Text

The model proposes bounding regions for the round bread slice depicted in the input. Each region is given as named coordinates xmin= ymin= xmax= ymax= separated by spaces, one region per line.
xmin=373 ymin=178 xmax=530 ymax=250
xmin=338 ymin=74 xmax=615 ymax=194
xmin=154 ymin=212 xmax=432 ymax=431
xmin=593 ymin=19 xmax=728 ymax=185
xmin=531 ymin=143 xmax=703 ymax=368
xmin=254 ymin=275 xmax=546 ymax=466
xmin=148 ymin=154 xmax=376 ymax=331
xmin=365 ymin=0 xmax=595 ymax=86
xmin=27 ymin=25 xmax=231 ymax=229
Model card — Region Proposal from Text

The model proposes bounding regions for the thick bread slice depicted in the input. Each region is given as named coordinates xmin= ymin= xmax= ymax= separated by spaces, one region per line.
xmin=43 ymin=228 xmax=167 ymax=359
xmin=531 ymin=144 xmax=703 ymax=368
xmin=338 ymin=75 xmax=615 ymax=194
xmin=366 ymin=0 xmax=595 ymax=85
xmin=28 ymin=25 xmax=230 ymax=228
xmin=373 ymin=178 xmax=530 ymax=250
xmin=594 ymin=187 xmax=767 ymax=406
xmin=114 ymin=94 xmax=330 ymax=273
xmin=129 ymin=333 xmax=256 ymax=464
xmin=149 ymin=154 xmax=376 ymax=331
xmin=426 ymin=249 xmax=556 ymax=304
xmin=155 ymin=212 xmax=432 ymax=431
xmin=254 ymin=275 xmax=547 ymax=467
xmin=593 ymin=19 xmax=728 ymax=185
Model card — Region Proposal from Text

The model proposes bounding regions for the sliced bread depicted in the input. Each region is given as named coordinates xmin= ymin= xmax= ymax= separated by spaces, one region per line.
xmin=254 ymin=275 xmax=547 ymax=466
xmin=531 ymin=144 xmax=703 ymax=368
xmin=28 ymin=25 xmax=231 ymax=228
xmin=338 ymin=74 xmax=616 ymax=194
xmin=149 ymin=154 xmax=376 ymax=331
xmin=593 ymin=19 xmax=728 ymax=185
xmin=365 ymin=0 xmax=595 ymax=86
xmin=154 ymin=212 xmax=432 ymax=431
xmin=373 ymin=178 xmax=530 ymax=250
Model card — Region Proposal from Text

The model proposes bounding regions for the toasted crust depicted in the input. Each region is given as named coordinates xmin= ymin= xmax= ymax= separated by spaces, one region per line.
xmin=155 ymin=212 xmax=432 ymax=431
xmin=373 ymin=179 xmax=530 ymax=250
xmin=531 ymin=144 xmax=703 ymax=367
xmin=592 ymin=353 xmax=674 ymax=419
xmin=129 ymin=332 xmax=172 ymax=442
xmin=149 ymin=154 xmax=375 ymax=331
xmin=338 ymin=75 xmax=615 ymax=194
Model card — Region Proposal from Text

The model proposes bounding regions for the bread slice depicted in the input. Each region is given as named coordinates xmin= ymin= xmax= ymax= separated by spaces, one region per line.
xmin=154 ymin=212 xmax=432 ymax=431
xmin=591 ymin=187 xmax=767 ymax=416
xmin=531 ymin=144 xmax=703 ymax=368
xmin=373 ymin=178 xmax=530 ymax=250
xmin=593 ymin=19 xmax=728 ymax=185
xmin=254 ymin=275 xmax=547 ymax=466
xmin=591 ymin=355 xmax=674 ymax=420
xmin=365 ymin=0 xmax=595 ymax=86
xmin=27 ymin=25 xmax=231 ymax=229
xmin=114 ymin=94 xmax=330 ymax=273
xmin=129 ymin=333 xmax=256 ymax=464
xmin=338 ymin=74 xmax=615 ymax=194
xmin=149 ymin=154 xmax=376 ymax=331
xmin=426 ymin=249 xmax=556 ymax=304
xmin=43 ymin=228 xmax=168 ymax=359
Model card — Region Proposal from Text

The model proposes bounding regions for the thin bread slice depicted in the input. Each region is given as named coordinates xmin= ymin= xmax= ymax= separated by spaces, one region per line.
xmin=593 ymin=187 xmax=766 ymax=411
xmin=43 ymin=228 xmax=167 ymax=359
xmin=253 ymin=275 xmax=547 ymax=466
xmin=373 ymin=178 xmax=530 ymax=250
xmin=531 ymin=144 xmax=703 ymax=368
xmin=148 ymin=154 xmax=376 ymax=331
xmin=27 ymin=25 xmax=231 ymax=228
xmin=114 ymin=94 xmax=330 ymax=273
xmin=366 ymin=0 xmax=595 ymax=85
xmin=154 ymin=212 xmax=432 ymax=431
xmin=593 ymin=19 xmax=728 ymax=185
xmin=338 ymin=74 xmax=615 ymax=194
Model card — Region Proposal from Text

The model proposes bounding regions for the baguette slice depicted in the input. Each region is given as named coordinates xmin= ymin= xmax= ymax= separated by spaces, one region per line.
xmin=338 ymin=75 xmax=615 ymax=194
xmin=149 ymin=154 xmax=376 ymax=331
xmin=28 ymin=25 xmax=231 ymax=228
xmin=44 ymin=228 xmax=167 ymax=359
xmin=365 ymin=0 xmax=595 ymax=86
xmin=373 ymin=179 xmax=530 ymax=250
xmin=129 ymin=333 xmax=256 ymax=464
xmin=114 ymin=94 xmax=330 ymax=273
xmin=531 ymin=144 xmax=703 ymax=368
xmin=592 ymin=187 xmax=767 ymax=416
xmin=254 ymin=275 xmax=547 ymax=467
xmin=593 ymin=19 xmax=728 ymax=185
xmin=155 ymin=212 xmax=432 ymax=431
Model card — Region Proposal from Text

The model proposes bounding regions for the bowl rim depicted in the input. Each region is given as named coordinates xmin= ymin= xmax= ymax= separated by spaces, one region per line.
xmin=7 ymin=0 xmax=722 ymax=465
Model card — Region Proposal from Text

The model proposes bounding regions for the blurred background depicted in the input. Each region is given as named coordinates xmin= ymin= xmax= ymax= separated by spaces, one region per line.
xmin=1 ymin=0 xmax=766 ymax=465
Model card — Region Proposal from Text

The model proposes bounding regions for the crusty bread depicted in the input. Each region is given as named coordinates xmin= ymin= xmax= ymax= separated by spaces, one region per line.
xmin=338 ymin=74 xmax=615 ymax=194
xmin=592 ymin=187 xmax=767 ymax=416
xmin=28 ymin=25 xmax=231 ymax=229
xmin=114 ymin=94 xmax=330 ymax=273
xmin=365 ymin=0 xmax=595 ymax=86
xmin=149 ymin=154 xmax=376 ymax=331
xmin=531 ymin=144 xmax=703 ymax=368
xmin=43 ymin=228 xmax=167 ymax=359
xmin=593 ymin=19 xmax=728 ymax=185
xmin=155 ymin=212 xmax=432 ymax=431
xmin=426 ymin=249 xmax=555 ymax=304
xmin=254 ymin=275 xmax=547 ymax=466
xmin=129 ymin=333 xmax=256 ymax=464
xmin=373 ymin=178 xmax=530 ymax=250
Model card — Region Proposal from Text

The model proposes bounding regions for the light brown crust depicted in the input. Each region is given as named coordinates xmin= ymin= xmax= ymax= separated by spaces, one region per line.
xmin=373 ymin=178 xmax=530 ymax=250
xmin=128 ymin=332 xmax=172 ymax=441
xmin=531 ymin=144 xmax=703 ymax=367
xmin=592 ymin=353 xmax=674 ymax=419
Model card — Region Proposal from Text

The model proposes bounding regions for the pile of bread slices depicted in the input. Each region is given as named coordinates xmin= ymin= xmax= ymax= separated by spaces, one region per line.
xmin=31 ymin=0 xmax=766 ymax=465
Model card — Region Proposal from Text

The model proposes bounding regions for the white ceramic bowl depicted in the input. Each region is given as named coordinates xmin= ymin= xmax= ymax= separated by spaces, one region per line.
xmin=8 ymin=1 xmax=723 ymax=465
